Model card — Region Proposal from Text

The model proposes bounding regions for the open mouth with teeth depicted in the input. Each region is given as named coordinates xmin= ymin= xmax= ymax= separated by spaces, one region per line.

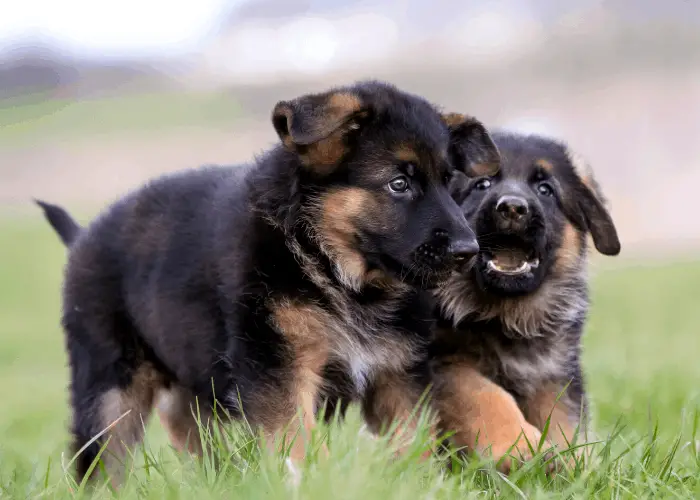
xmin=480 ymin=236 xmax=540 ymax=276
xmin=486 ymin=251 xmax=539 ymax=275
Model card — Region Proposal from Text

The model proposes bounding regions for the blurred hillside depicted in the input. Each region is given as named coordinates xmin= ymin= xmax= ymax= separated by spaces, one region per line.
xmin=1 ymin=0 xmax=699 ymax=257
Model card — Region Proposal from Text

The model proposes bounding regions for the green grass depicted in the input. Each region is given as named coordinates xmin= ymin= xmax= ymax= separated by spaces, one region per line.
xmin=0 ymin=92 xmax=241 ymax=146
xmin=0 ymin=217 xmax=698 ymax=499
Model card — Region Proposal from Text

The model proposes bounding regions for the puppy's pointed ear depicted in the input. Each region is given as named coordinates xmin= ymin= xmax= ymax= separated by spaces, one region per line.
xmin=442 ymin=113 xmax=500 ymax=177
xmin=564 ymin=149 xmax=621 ymax=256
xmin=272 ymin=91 xmax=368 ymax=173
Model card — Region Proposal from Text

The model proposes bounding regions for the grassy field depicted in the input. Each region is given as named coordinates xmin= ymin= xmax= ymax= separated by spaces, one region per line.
xmin=0 ymin=216 xmax=698 ymax=499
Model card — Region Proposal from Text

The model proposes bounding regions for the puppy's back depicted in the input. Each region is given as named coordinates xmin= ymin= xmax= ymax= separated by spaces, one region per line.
xmin=61 ymin=165 xmax=253 ymax=376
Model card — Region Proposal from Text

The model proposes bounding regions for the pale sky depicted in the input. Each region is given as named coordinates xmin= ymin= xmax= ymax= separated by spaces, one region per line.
xmin=0 ymin=0 xmax=248 ymax=58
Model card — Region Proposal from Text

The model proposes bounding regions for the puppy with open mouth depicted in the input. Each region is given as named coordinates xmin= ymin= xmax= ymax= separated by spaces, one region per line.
xmin=432 ymin=131 xmax=621 ymax=472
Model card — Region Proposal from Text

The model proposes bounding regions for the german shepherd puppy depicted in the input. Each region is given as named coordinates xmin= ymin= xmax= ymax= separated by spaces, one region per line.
xmin=431 ymin=132 xmax=620 ymax=472
xmin=36 ymin=80 xmax=501 ymax=484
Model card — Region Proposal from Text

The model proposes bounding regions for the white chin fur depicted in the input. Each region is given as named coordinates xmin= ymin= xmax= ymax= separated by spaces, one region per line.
xmin=486 ymin=258 xmax=540 ymax=276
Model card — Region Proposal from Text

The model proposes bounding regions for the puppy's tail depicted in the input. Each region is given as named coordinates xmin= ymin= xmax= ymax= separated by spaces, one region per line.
xmin=34 ymin=199 xmax=82 ymax=247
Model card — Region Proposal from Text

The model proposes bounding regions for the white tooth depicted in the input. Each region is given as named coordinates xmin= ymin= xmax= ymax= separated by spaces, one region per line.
xmin=486 ymin=259 xmax=532 ymax=275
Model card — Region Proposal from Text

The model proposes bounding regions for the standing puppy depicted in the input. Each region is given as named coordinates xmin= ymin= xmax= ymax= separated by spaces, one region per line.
xmin=37 ymin=81 xmax=501 ymax=484
xmin=433 ymin=132 xmax=620 ymax=472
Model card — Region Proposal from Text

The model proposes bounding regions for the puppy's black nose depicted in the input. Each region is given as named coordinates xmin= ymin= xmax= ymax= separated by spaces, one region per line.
xmin=496 ymin=195 xmax=529 ymax=221
xmin=448 ymin=238 xmax=480 ymax=263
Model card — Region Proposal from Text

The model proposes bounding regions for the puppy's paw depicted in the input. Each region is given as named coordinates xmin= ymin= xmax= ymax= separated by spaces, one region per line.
xmin=483 ymin=423 xmax=557 ymax=475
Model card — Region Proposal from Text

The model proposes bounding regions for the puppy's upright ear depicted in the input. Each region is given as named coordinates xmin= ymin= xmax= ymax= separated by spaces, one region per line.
xmin=563 ymin=149 xmax=621 ymax=256
xmin=442 ymin=113 xmax=501 ymax=177
xmin=272 ymin=90 xmax=368 ymax=174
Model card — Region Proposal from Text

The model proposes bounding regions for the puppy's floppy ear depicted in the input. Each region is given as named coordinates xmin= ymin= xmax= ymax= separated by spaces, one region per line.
xmin=442 ymin=113 xmax=501 ymax=177
xmin=272 ymin=90 xmax=367 ymax=172
xmin=446 ymin=170 xmax=471 ymax=206
xmin=564 ymin=149 xmax=621 ymax=256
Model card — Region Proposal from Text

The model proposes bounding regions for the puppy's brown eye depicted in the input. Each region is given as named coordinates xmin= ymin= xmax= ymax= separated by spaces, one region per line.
xmin=537 ymin=183 xmax=553 ymax=196
xmin=388 ymin=176 xmax=409 ymax=193
xmin=474 ymin=178 xmax=491 ymax=190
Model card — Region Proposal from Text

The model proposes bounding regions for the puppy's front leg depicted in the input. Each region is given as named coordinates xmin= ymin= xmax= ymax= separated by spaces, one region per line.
xmin=263 ymin=300 xmax=330 ymax=463
xmin=361 ymin=370 xmax=437 ymax=460
xmin=433 ymin=357 xmax=553 ymax=473
xmin=523 ymin=380 xmax=588 ymax=465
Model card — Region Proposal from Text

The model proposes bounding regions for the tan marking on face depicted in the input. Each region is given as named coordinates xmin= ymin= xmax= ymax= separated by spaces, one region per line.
xmin=394 ymin=144 xmax=421 ymax=165
xmin=470 ymin=162 xmax=498 ymax=177
xmin=395 ymin=142 xmax=444 ymax=182
xmin=317 ymin=187 xmax=385 ymax=290
xmin=555 ymin=220 xmax=583 ymax=274
xmin=98 ymin=363 xmax=164 ymax=484
xmin=433 ymin=357 xmax=554 ymax=473
xmin=535 ymin=158 xmax=556 ymax=173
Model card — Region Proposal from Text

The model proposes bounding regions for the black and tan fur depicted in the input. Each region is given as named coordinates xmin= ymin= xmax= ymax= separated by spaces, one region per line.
xmin=36 ymin=80 xmax=501 ymax=484
xmin=431 ymin=132 xmax=620 ymax=472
